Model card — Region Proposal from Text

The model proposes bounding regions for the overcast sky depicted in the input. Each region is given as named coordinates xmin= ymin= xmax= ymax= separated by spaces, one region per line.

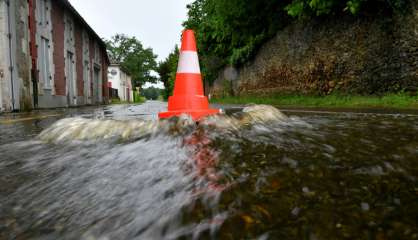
xmin=69 ymin=0 xmax=194 ymax=88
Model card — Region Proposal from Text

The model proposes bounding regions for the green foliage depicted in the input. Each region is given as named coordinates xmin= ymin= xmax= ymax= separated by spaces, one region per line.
xmin=183 ymin=0 xmax=290 ymax=84
xmin=347 ymin=0 xmax=362 ymax=14
xmin=285 ymin=1 xmax=305 ymax=17
xmin=133 ymin=91 xmax=145 ymax=103
xmin=284 ymin=0 xmax=408 ymax=17
xmin=105 ymin=34 xmax=158 ymax=88
xmin=141 ymin=87 xmax=162 ymax=100
xmin=157 ymin=46 xmax=179 ymax=100
xmin=180 ymin=0 xmax=409 ymax=93
xmin=182 ymin=0 xmax=409 ymax=87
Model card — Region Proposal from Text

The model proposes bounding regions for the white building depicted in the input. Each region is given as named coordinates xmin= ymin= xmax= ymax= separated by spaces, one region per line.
xmin=108 ymin=64 xmax=133 ymax=102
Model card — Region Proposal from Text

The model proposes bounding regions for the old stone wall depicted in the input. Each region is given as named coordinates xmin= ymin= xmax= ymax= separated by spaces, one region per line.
xmin=0 ymin=0 xmax=33 ymax=111
xmin=211 ymin=4 xmax=418 ymax=97
xmin=15 ymin=0 xmax=32 ymax=110
xmin=0 ymin=0 xmax=9 ymax=111
xmin=75 ymin=21 xmax=83 ymax=97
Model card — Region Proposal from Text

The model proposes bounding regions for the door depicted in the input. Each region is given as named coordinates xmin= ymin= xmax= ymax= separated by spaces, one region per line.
xmin=93 ymin=68 xmax=101 ymax=104
xmin=83 ymin=61 xmax=91 ymax=104
xmin=66 ymin=52 xmax=76 ymax=106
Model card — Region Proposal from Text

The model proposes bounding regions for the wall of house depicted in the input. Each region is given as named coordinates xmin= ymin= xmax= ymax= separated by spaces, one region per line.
xmin=95 ymin=42 xmax=102 ymax=104
xmin=38 ymin=0 xmax=108 ymax=109
xmin=63 ymin=10 xmax=77 ymax=106
xmin=88 ymin=35 xmax=94 ymax=104
xmin=0 ymin=0 xmax=33 ymax=112
xmin=14 ymin=0 xmax=32 ymax=111
xmin=0 ymin=0 xmax=9 ymax=112
xmin=36 ymin=0 xmax=64 ymax=108
xmin=108 ymin=66 xmax=121 ymax=99
xmin=75 ymin=21 xmax=83 ymax=100
xmin=107 ymin=65 xmax=132 ymax=102
xmin=89 ymin=39 xmax=102 ymax=104
xmin=102 ymin=52 xmax=109 ymax=103
xmin=0 ymin=0 xmax=109 ymax=112
xmin=50 ymin=0 xmax=65 ymax=98
xmin=82 ymin=30 xmax=91 ymax=104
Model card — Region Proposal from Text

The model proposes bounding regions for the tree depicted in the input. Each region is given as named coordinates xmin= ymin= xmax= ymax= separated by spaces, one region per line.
xmin=285 ymin=0 xmax=408 ymax=17
xmin=157 ymin=46 xmax=179 ymax=100
xmin=142 ymin=87 xmax=161 ymax=100
xmin=183 ymin=0 xmax=290 ymax=85
xmin=182 ymin=0 xmax=409 ymax=86
xmin=105 ymin=34 xmax=158 ymax=87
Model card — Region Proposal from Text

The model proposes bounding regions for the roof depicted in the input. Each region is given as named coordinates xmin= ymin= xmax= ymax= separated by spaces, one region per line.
xmin=59 ymin=0 xmax=110 ymax=64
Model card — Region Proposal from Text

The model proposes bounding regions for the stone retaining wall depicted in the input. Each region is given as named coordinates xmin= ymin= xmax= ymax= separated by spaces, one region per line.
xmin=210 ymin=4 xmax=418 ymax=97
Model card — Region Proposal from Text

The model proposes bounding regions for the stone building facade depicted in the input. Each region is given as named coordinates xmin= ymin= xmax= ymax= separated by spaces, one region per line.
xmin=0 ymin=0 xmax=109 ymax=112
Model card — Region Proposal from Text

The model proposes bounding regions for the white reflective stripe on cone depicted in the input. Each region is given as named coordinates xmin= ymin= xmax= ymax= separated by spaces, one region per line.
xmin=177 ymin=51 xmax=201 ymax=74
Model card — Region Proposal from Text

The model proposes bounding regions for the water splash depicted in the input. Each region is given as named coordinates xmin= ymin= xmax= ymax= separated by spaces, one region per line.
xmin=37 ymin=104 xmax=290 ymax=144
xmin=2 ymin=104 xmax=417 ymax=239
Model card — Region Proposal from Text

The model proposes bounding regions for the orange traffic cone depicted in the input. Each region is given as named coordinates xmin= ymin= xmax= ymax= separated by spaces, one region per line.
xmin=158 ymin=30 xmax=220 ymax=121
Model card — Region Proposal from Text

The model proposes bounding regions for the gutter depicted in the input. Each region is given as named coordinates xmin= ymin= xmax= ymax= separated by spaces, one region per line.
xmin=5 ymin=0 xmax=15 ymax=110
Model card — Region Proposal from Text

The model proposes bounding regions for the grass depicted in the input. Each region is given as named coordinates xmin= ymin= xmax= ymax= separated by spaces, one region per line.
xmin=110 ymin=97 xmax=146 ymax=105
xmin=212 ymin=93 xmax=418 ymax=109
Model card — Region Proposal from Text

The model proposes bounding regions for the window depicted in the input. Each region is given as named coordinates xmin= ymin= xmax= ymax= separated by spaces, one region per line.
xmin=83 ymin=32 xmax=89 ymax=55
xmin=84 ymin=61 xmax=90 ymax=96
xmin=68 ymin=21 xmax=73 ymax=42
xmin=38 ymin=0 xmax=48 ymax=26
xmin=40 ymin=37 xmax=51 ymax=89
xmin=94 ymin=43 xmax=100 ymax=63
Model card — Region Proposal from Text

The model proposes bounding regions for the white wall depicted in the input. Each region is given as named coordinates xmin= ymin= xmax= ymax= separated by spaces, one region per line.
xmin=64 ymin=11 xmax=77 ymax=106
xmin=108 ymin=65 xmax=133 ymax=102
xmin=92 ymin=42 xmax=102 ymax=103
xmin=0 ymin=0 xmax=17 ymax=111
xmin=82 ymin=30 xmax=90 ymax=104
xmin=108 ymin=65 xmax=121 ymax=99
xmin=0 ymin=0 xmax=7 ymax=111
xmin=35 ymin=0 xmax=55 ymax=96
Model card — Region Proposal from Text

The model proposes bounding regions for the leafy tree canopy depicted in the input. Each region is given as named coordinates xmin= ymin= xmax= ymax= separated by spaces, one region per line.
xmin=157 ymin=46 xmax=179 ymax=100
xmin=285 ymin=0 xmax=408 ymax=17
xmin=181 ymin=0 xmax=409 ymax=85
xmin=142 ymin=87 xmax=162 ymax=100
xmin=105 ymin=34 xmax=158 ymax=87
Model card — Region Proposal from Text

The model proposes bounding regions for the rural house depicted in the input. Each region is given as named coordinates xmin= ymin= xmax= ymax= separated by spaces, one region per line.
xmin=0 ymin=0 xmax=109 ymax=112
xmin=108 ymin=64 xmax=133 ymax=103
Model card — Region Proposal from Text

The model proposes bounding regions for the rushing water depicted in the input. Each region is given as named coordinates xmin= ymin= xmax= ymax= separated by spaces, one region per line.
xmin=0 ymin=101 xmax=417 ymax=240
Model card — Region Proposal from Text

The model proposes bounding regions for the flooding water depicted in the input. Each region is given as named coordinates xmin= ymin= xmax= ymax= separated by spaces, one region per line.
xmin=0 ymin=101 xmax=417 ymax=240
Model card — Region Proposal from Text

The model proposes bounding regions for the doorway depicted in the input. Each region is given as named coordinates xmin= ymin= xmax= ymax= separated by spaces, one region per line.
xmin=93 ymin=67 xmax=101 ymax=104
xmin=66 ymin=51 xmax=76 ymax=106
xmin=83 ymin=61 xmax=91 ymax=104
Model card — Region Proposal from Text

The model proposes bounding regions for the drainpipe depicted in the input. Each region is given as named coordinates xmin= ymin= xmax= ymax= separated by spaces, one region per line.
xmin=5 ymin=0 xmax=15 ymax=110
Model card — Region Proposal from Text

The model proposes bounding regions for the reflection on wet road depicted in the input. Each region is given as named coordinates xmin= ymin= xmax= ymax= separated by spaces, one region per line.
xmin=0 ymin=101 xmax=417 ymax=239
